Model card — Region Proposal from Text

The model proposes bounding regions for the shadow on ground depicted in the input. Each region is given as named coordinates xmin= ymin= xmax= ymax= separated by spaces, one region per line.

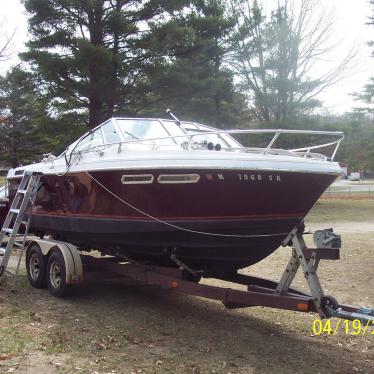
xmin=2 ymin=275 xmax=369 ymax=373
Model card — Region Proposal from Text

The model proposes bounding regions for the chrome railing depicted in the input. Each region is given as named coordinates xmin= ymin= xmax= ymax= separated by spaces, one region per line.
xmin=184 ymin=129 xmax=344 ymax=160
xmin=68 ymin=127 xmax=344 ymax=162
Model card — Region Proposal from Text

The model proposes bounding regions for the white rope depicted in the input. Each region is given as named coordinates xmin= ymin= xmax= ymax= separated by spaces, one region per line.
xmin=86 ymin=171 xmax=290 ymax=239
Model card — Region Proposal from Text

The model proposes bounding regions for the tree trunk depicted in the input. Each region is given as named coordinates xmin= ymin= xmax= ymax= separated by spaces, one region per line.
xmin=88 ymin=97 xmax=104 ymax=128
xmin=213 ymin=43 xmax=222 ymax=126
xmin=87 ymin=3 xmax=105 ymax=128
xmin=105 ymin=1 xmax=121 ymax=119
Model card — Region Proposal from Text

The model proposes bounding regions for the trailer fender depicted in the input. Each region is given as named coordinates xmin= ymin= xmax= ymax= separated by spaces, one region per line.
xmin=27 ymin=239 xmax=83 ymax=285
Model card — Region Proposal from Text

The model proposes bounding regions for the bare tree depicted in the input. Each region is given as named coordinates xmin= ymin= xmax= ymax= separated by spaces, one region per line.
xmin=227 ymin=0 xmax=357 ymax=122
xmin=0 ymin=20 xmax=16 ymax=62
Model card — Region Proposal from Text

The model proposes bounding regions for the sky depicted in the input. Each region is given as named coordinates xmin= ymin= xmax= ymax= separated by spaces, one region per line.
xmin=0 ymin=0 xmax=373 ymax=114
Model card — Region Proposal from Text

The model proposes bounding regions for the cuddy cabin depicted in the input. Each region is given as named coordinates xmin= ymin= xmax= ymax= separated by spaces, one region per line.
xmin=2 ymin=118 xmax=343 ymax=273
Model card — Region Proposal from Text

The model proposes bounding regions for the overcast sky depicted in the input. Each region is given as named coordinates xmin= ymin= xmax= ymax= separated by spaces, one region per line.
xmin=1 ymin=0 xmax=373 ymax=114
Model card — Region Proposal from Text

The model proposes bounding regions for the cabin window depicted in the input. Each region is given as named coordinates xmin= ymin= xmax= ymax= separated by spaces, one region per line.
xmin=157 ymin=174 xmax=200 ymax=184
xmin=101 ymin=120 xmax=120 ymax=144
xmin=121 ymin=174 xmax=154 ymax=184
xmin=75 ymin=128 xmax=104 ymax=152
xmin=116 ymin=119 xmax=175 ymax=146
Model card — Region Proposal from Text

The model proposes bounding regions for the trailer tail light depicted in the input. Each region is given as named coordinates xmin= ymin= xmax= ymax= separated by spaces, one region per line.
xmin=297 ymin=302 xmax=309 ymax=312
xmin=170 ymin=281 xmax=179 ymax=289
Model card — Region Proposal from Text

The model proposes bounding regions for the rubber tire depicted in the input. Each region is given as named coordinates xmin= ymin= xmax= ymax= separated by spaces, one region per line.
xmin=46 ymin=250 xmax=70 ymax=297
xmin=320 ymin=295 xmax=339 ymax=317
xmin=26 ymin=244 xmax=47 ymax=288
xmin=181 ymin=270 xmax=201 ymax=283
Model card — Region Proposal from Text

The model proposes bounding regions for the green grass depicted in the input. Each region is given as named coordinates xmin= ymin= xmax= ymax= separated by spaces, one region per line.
xmin=0 ymin=176 xmax=5 ymax=186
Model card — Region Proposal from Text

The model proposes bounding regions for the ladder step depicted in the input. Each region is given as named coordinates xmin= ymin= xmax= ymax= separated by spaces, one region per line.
xmin=1 ymin=228 xmax=13 ymax=234
xmin=10 ymin=208 xmax=21 ymax=214
xmin=17 ymin=190 xmax=28 ymax=194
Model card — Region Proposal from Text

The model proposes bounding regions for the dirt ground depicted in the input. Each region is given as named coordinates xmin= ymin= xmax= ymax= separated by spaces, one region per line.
xmin=0 ymin=200 xmax=374 ymax=374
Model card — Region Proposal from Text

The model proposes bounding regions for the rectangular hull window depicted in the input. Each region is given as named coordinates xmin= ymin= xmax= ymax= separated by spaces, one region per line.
xmin=158 ymin=174 xmax=200 ymax=184
xmin=121 ymin=174 xmax=154 ymax=184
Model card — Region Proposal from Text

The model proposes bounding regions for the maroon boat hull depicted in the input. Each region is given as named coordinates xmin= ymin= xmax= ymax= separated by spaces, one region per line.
xmin=9 ymin=168 xmax=337 ymax=273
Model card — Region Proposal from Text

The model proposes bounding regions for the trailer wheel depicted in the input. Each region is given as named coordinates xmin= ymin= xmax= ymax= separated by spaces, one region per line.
xmin=26 ymin=244 xmax=47 ymax=288
xmin=181 ymin=270 xmax=201 ymax=283
xmin=46 ymin=250 xmax=70 ymax=297
xmin=321 ymin=295 xmax=339 ymax=317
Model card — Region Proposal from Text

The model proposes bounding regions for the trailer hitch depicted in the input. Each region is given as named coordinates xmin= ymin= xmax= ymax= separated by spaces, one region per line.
xmin=332 ymin=307 xmax=374 ymax=323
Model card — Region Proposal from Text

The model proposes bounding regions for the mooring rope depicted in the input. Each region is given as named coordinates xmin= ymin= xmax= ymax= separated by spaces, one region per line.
xmin=85 ymin=171 xmax=290 ymax=239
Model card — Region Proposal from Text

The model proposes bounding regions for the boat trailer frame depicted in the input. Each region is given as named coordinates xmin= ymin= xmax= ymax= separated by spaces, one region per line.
xmin=3 ymin=221 xmax=373 ymax=323
xmin=77 ymin=226 xmax=373 ymax=323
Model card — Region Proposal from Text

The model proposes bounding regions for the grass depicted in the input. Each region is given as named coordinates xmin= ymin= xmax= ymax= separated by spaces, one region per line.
xmin=0 ymin=199 xmax=374 ymax=373
xmin=0 ymin=176 xmax=5 ymax=186
xmin=305 ymin=199 xmax=374 ymax=223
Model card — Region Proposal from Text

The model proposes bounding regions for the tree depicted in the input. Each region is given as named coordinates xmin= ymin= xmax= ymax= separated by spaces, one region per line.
xmin=136 ymin=0 xmax=248 ymax=127
xmin=353 ymin=78 xmax=374 ymax=114
xmin=0 ymin=67 xmax=58 ymax=167
xmin=0 ymin=21 xmax=15 ymax=62
xmin=227 ymin=0 xmax=356 ymax=123
xmin=353 ymin=0 xmax=374 ymax=114
xmin=21 ymin=0 xmax=191 ymax=128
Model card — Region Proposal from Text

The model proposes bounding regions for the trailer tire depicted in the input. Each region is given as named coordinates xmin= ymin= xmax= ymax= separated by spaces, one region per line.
xmin=321 ymin=295 xmax=339 ymax=317
xmin=181 ymin=270 xmax=201 ymax=283
xmin=26 ymin=244 xmax=47 ymax=289
xmin=46 ymin=250 xmax=70 ymax=297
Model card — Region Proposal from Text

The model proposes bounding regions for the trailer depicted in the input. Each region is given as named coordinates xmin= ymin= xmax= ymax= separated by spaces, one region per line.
xmin=20 ymin=226 xmax=374 ymax=323
xmin=1 ymin=173 xmax=373 ymax=325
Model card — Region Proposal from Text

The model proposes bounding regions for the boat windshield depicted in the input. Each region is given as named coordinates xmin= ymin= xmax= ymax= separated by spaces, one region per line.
xmin=116 ymin=119 xmax=176 ymax=146
xmin=64 ymin=117 xmax=241 ymax=155
xmin=184 ymin=123 xmax=235 ymax=148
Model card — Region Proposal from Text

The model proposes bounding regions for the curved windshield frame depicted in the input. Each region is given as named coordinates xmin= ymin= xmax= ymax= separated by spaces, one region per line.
xmin=61 ymin=117 xmax=243 ymax=157
xmin=74 ymin=127 xmax=104 ymax=152
xmin=183 ymin=122 xmax=240 ymax=148
xmin=115 ymin=119 xmax=176 ymax=146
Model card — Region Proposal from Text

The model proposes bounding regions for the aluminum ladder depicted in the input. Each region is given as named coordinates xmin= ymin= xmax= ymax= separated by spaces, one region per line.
xmin=0 ymin=171 xmax=42 ymax=285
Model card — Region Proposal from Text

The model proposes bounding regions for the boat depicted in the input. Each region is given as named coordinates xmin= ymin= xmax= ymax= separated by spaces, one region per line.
xmin=2 ymin=116 xmax=343 ymax=275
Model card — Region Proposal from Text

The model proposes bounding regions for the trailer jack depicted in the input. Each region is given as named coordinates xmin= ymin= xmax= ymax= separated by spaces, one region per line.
xmin=276 ymin=226 xmax=374 ymax=323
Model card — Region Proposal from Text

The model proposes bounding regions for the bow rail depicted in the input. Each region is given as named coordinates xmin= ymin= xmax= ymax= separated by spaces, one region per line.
xmin=59 ymin=118 xmax=344 ymax=164
xmin=72 ymin=128 xmax=343 ymax=161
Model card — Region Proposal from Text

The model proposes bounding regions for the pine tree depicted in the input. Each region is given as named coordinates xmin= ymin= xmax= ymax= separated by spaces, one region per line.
xmin=353 ymin=0 xmax=374 ymax=113
xmin=21 ymin=0 xmax=191 ymax=128
xmin=134 ymin=0 xmax=247 ymax=127
xmin=0 ymin=67 xmax=57 ymax=167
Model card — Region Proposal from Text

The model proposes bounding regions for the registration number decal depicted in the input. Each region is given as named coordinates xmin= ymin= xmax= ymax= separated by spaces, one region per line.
xmin=205 ymin=173 xmax=282 ymax=182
